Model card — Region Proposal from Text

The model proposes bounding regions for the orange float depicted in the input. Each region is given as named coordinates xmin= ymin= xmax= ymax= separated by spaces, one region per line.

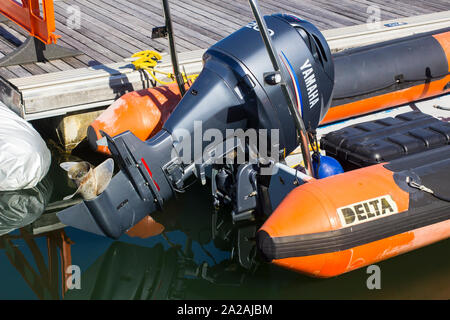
xmin=0 ymin=0 xmax=60 ymax=44
xmin=87 ymin=83 xmax=190 ymax=154
xmin=323 ymin=75 xmax=450 ymax=124
xmin=322 ymin=30 xmax=450 ymax=124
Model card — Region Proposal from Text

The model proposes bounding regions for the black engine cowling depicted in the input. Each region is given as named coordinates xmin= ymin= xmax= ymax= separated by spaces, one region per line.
xmin=165 ymin=13 xmax=335 ymax=155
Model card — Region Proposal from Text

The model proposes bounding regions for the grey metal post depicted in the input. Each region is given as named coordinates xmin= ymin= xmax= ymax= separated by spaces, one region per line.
xmin=248 ymin=0 xmax=314 ymax=176
xmin=162 ymin=0 xmax=186 ymax=97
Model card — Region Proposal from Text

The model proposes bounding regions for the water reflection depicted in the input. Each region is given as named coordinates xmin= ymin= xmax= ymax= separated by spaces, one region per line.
xmin=0 ymin=177 xmax=53 ymax=236
xmin=63 ymin=182 xmax=259 ymax=300
xmin=0 ymin=228 xmax=73 ymax=299
xmin=0 ymin=170 xmax=73 ymax=300
xmin=64 ymin=241 xmax=247 ymax=300
xmin=0 ymin=178 xmax=449 ymax=299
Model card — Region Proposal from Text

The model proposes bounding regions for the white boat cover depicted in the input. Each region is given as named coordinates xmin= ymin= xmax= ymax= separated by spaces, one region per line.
xmin=0 ymin=103 xmax=51 ymax=191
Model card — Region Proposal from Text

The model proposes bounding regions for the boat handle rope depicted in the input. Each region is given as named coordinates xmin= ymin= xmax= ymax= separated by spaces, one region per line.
xmin=131 ymin=50 xmax=199 ymax=86
xmin=433 ymin=104 xmax=450 ymax=111
xmin=406 ymin=176 xmax=450 ymax=202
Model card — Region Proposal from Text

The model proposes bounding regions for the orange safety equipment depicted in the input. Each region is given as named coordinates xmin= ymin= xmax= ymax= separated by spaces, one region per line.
xmin=0 ymin=0 xmax=60 ymax=44
xmin=88 ymin=83 xmax=190 ymax=155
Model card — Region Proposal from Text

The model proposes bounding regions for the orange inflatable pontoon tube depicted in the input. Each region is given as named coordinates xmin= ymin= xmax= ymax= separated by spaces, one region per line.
xmin=257 ymin=162 xmax=450 ymax=277
xmin=322 ymin=29 xmax=450 ymax=124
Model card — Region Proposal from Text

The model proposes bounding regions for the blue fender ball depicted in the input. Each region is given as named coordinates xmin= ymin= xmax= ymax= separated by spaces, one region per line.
xmin=312 ymin=154 xmax=344 ymax=179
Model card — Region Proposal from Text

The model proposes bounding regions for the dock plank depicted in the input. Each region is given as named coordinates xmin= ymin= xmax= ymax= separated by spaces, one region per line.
xmin=113 ymin=0 xmax=219 ymax=49
xmin=0 ymin=53 xmax=29 ymax=79
xmin=0 ymin=23 xmax=73 ymax=73
xmin=136 ymin=0 xmax=231 ymax=41
xmin=244 ymin=0 xmax=360 ymax=26
xmin=53 ymin=8 xmax=143 ymax=58
xmin=78 ymin=0 xmax=177 ymax=51
xmin=6 ymin=11 xmax=449 ymax=120
xmin=0 ymin=0 xmax=448 ymax=81
xmin=0 ymin=19 xmax=79 ymax=74
xmin=92 ymin=0 xmax=204 ymax=50
xmin=171 ymin=1 xmax=241 ymax=35
xmin=359 ymin=0 xmax=434 ymax=16
xmin=55 ymin=1 xmax=186 ymax=54
xmin=396 ymin=0 xmax=450 ymax=12
xmin=183 ymin=0 xmax=254 ymax=27
xmin=0 ymin=37 xmax=34 ymax=78
xmin=257 ymin=1 xmax=351 ymax=29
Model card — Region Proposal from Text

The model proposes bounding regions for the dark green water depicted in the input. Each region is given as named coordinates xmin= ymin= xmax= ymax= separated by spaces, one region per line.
xmin=0 ymin=145 xmax=449 ymax=300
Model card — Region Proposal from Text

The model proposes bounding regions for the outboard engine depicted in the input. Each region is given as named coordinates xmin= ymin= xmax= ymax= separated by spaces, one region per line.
xmin=58 ymin=14 xmax=335 ymax=239
xmin=166 ymin=13 xmax=334 ymax=155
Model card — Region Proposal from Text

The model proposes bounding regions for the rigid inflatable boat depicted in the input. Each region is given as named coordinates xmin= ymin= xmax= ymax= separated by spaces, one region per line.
xmin=324 ymin=29 xmax=450 ymax=123
xmin=57 ymin=5 xmax=450 ymax=278
xmin=87 ymin=27 xmax=450 ymax=154
xmin=258 ymin=111 xmax=450 ymax=277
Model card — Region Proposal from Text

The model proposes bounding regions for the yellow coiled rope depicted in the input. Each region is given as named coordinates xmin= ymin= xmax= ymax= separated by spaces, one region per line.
xmin=131 ymin=50 xmax=199 ymax=85
xmin=288 ymin=140 xmax=321 ymax=168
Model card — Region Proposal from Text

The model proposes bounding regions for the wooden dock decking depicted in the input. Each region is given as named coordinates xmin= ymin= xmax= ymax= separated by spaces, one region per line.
xmin=0 ymin=0 xmax=449 ymax=80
